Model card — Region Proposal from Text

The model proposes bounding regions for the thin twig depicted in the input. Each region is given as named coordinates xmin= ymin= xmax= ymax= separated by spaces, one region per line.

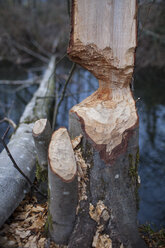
xmin=0 ymin=129 xmax=46 ymax=198
xmin=31 ymin=39 xmax=52 ymax=58
xmin=0 ymin=78 xmax=40 ymax=85
xmin=14 ymin=83 xmax=38 ymax=93
xmin=140 ymin=27 xmax=165 ymax=44
xmin=2 ymin=126 xmax=10 ymax=140
xmin=66 ymin=88 xmax=78 ymax=102
xmin=59 ymin=63 xmax=76 ymax=106
xmin=52 ymin=62 xmax=76 ymax=130
xmin=12 ymin=40 xmax=49 ymax=64
xmin=0 ymin=117 xmax=17 ymax=130
xmin=47 ymin=53 xmax=67 ymax=85
xmin=56 ymin=53 xmax=67 ymax=66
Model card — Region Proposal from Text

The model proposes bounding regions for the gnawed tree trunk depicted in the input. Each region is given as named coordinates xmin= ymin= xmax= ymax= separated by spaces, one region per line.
xmin=48 ymin=128 xmax=77 ymax=245
xmin=0 ymin=57 xmax=55 ymax=227
xmin=67 ymin=1 xmax=146 ymax=247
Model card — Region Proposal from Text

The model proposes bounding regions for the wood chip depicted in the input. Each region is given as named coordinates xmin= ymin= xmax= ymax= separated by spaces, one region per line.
xmin=72 ymin=134 xmax=83 ymax=149
xmin=89 ymin=201 xmax=110 ymax=223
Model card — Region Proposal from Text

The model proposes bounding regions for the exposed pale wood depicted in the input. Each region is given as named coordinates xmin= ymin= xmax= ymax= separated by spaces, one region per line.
xmin=68 ymin=0 xmax=138 ymax=171
xmin=71 ymin=134 xmax=82 ymax=149
xmin=68 ymin=1 xmax=146 ymax=247
xmin=0 ymin=57 xmax=55 ymax=227
xmin=68 ymin=0 xmax=138 ymax=162
xmin=68 ymin=0 xmax=137 ymax=86
xmin=49 ymin=128 xmax=77 ymax=182
xmin=48 ymin=128 xmax=77 ymax=244
xmin=70 ymin=90 xmax=137 ymax=164
xmin=32 ymin=119 xmax=52 ymax=169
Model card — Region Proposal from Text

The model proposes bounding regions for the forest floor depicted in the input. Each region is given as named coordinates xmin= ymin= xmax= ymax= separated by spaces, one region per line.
xmin=0 ymin=180 xmax=165 ymax=248
xmin=0 ymin=193 xmax=66 ymax=248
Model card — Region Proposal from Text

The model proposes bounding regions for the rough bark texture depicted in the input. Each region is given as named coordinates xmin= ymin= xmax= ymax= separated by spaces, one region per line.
xmin=68 ymin=114 xmax=145 ymax=248
xmin=0 ymin=57 xmax=55 ymax=227
xmin=67 ymin=0 xmax=146 ymax=247
xmin=33 ymin=118 xmax=52 ymax=169
xmin=48 ymin=128 xmax=78 ymax=245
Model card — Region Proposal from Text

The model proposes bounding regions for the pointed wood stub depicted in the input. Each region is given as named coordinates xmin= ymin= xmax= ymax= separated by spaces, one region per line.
xmin=48 ymin=128 xmax=77 ymax=182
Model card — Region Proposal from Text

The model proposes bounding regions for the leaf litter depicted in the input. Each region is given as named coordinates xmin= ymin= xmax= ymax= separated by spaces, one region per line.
xmin=0 ymin=134 xmax=158 ymax=248
xmin=0 ymin=193 xmax=68 ymax=248
xmin=0 ymin=134 xmax=85 ymax=248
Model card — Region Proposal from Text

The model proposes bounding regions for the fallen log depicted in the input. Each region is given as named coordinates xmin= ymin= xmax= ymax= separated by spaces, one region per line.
xmin=48 ymin=128 xmax=77 ymax=245
xmin=0 ymin=56 xmax=55 ymax=227
xmin=67 ymin=1 xmax=146 ymax=247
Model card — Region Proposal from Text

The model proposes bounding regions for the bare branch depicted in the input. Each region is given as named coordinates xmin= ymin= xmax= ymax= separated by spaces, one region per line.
xmin=139 ymin=26 xmax=165 ymax=44
xmin=52 ymin=62 xmax=76 ymax=130
xmin=12 ymin=40 xmax=49 ymax=64
xmin=31 ymin=39 xmax=52 ymax=58
xmin=0 ymin=117 xmax=17 ymax=130
xmin=0 ymin=78 xmax=40 ymax=85
xmin=2 ymin=126 xmax=10 ymax=140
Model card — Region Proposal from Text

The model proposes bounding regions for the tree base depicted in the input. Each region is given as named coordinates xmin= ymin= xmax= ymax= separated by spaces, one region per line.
xmin=68 ymin=111 xmax=146 ymax=248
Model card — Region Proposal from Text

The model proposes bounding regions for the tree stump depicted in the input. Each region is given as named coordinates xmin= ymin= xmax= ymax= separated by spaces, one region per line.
xmin=33 ymin=119 xmax=52 ymax=169
xmin=48 ymin=128 xmax=77 ymax=245
xmin=67 ymin=0 xmax=146 ymax=247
